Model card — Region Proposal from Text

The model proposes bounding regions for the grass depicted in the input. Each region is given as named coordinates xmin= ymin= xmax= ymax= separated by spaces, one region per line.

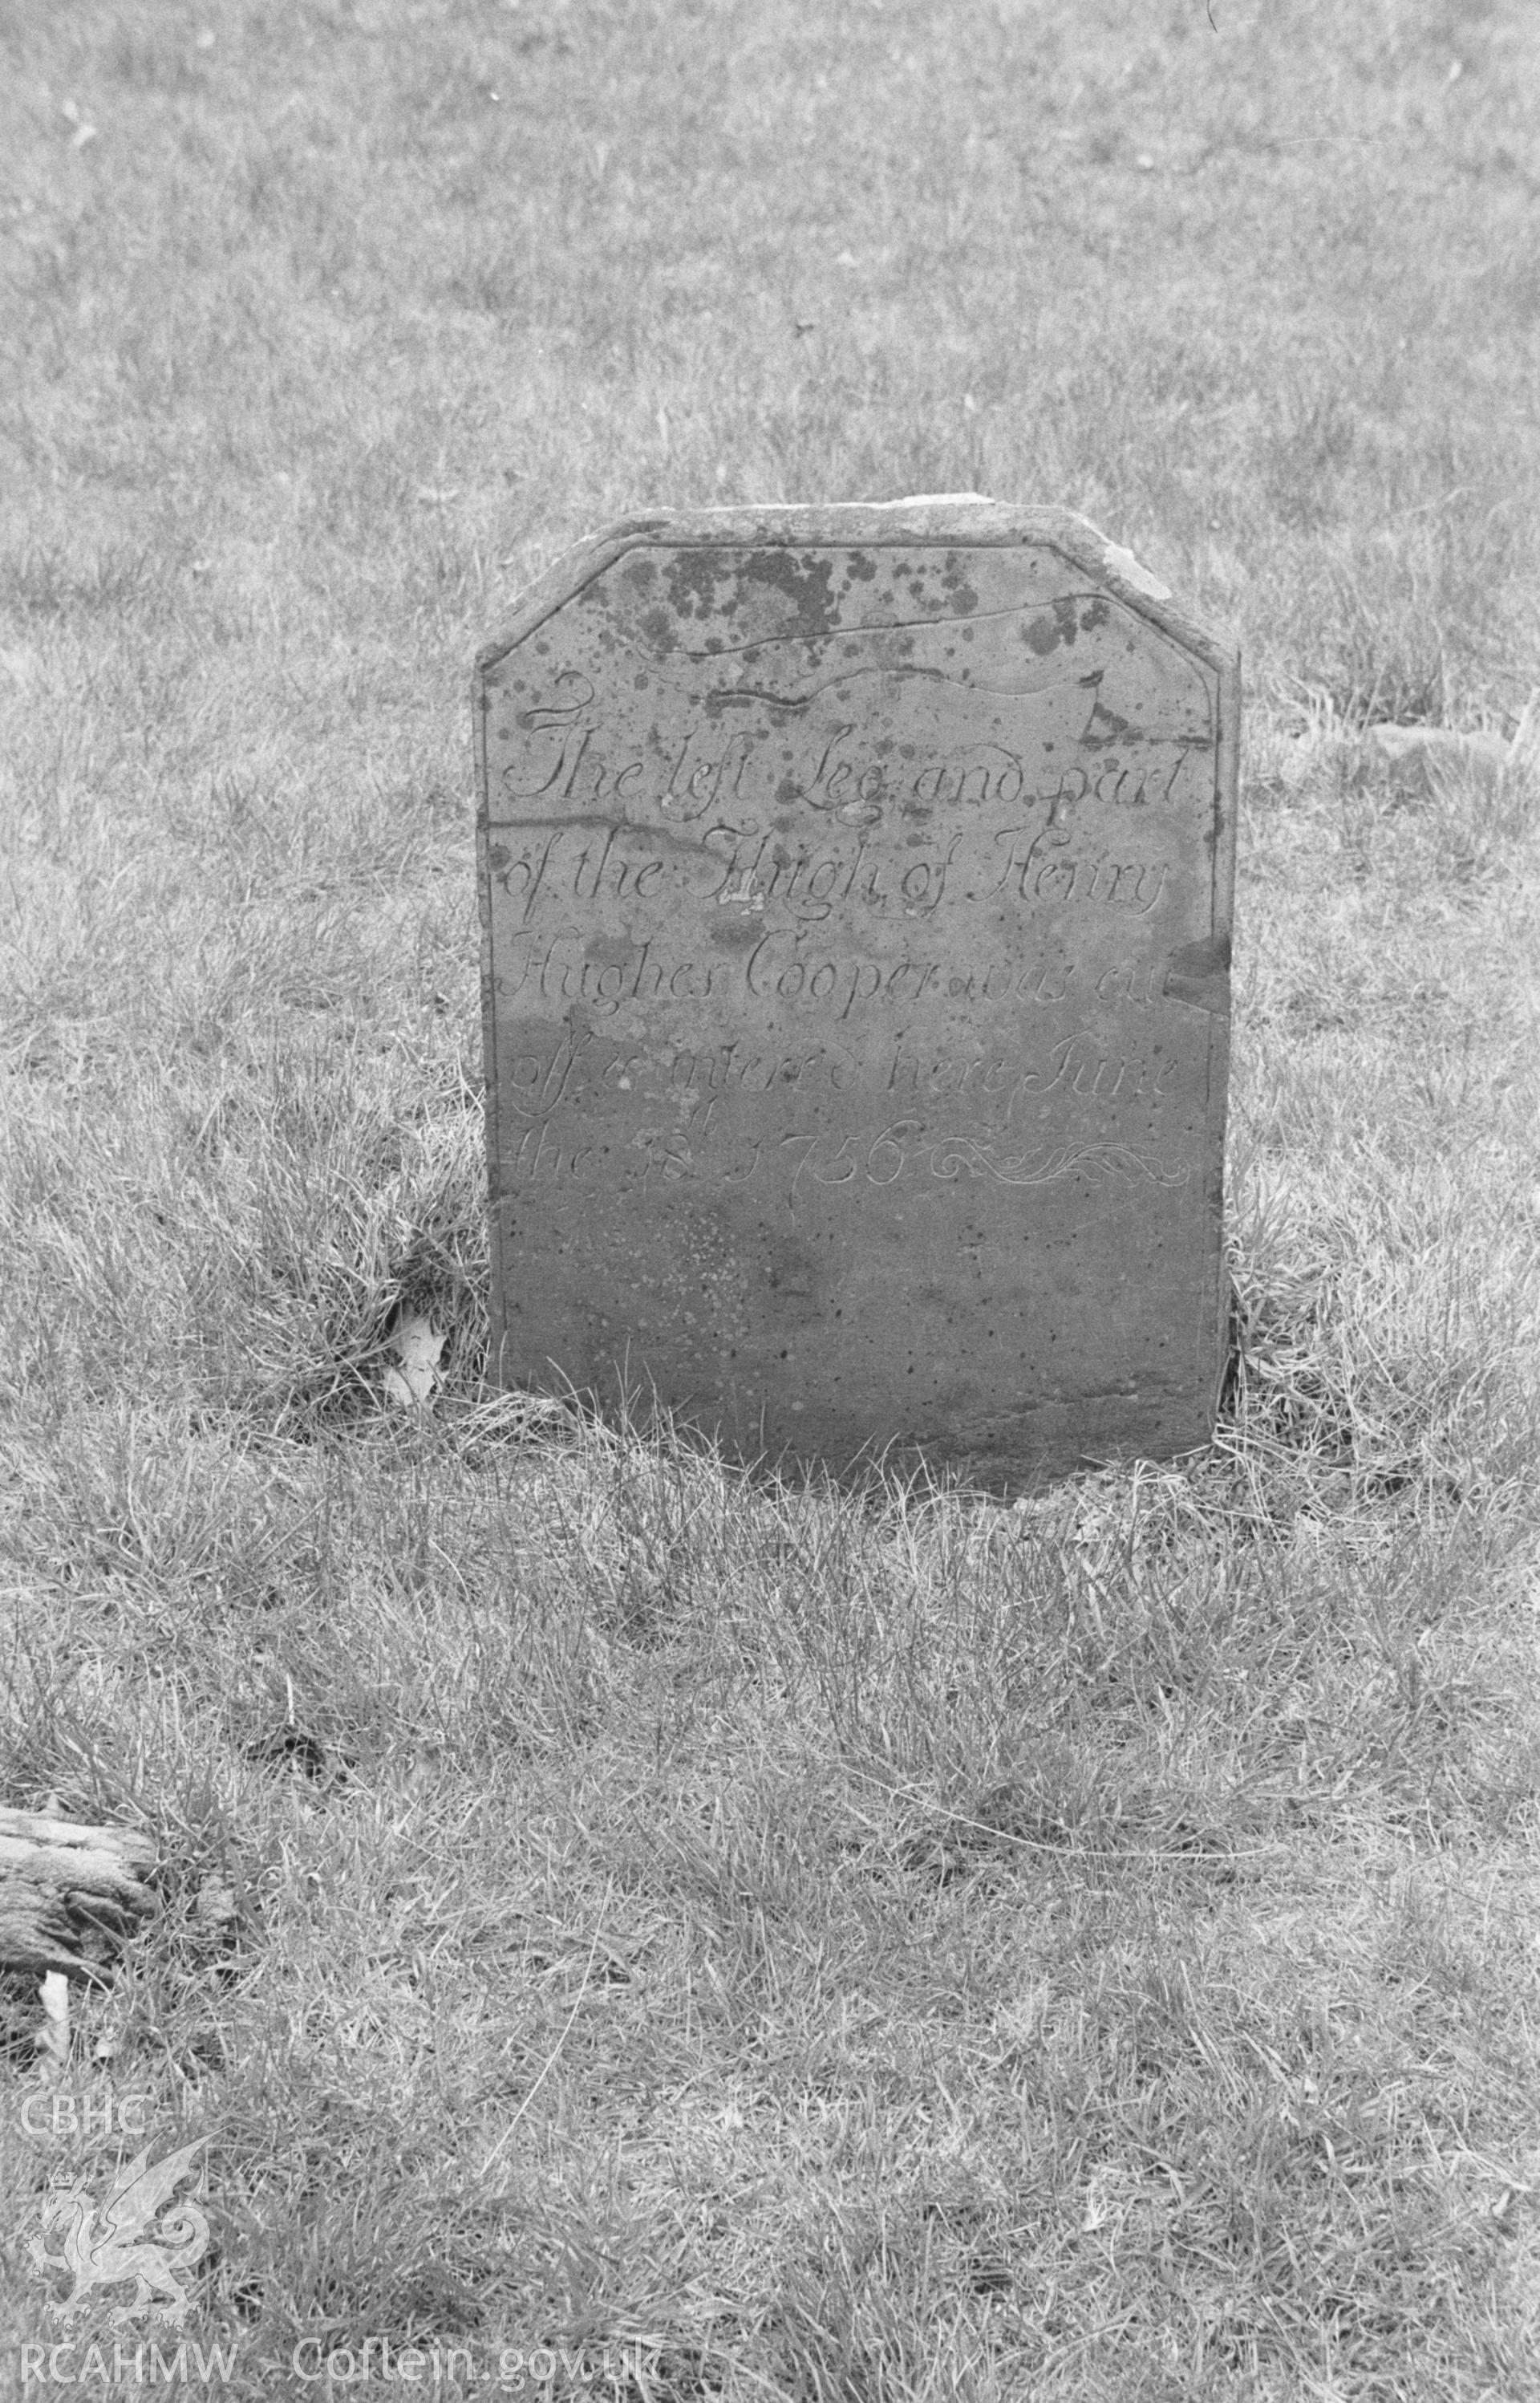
xmin=2 ymin=0 xmax=1540 ymax=2393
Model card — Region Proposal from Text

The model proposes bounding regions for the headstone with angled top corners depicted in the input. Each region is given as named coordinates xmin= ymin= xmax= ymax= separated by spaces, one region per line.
xmin=476 ymin=500 xmax=1237 ymax=1490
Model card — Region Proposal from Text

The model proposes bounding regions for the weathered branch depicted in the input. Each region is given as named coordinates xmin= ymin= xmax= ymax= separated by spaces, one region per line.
xmin=0 ymin=1809 xmax=158 ymax=1982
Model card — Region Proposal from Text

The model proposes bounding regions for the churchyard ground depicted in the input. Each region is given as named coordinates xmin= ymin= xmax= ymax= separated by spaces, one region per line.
xmin=2 ymin=2 xmax=1539 ymax=2394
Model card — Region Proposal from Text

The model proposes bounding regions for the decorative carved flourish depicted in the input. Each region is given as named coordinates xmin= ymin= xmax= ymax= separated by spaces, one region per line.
xmin=777 ymin=1121 xmax=1190 ymax=1207
xmin=924 ymin=1137 xmax=1189 ymax=1187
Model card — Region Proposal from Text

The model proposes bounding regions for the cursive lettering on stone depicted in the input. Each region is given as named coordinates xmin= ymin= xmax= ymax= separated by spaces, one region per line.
xmin=741 ymin=936 xmax=1080 ymax=1020
xmin=667 ymin=1041 xmax=860 ymax=1095
xmin=699 ymin=825 xmax=964 ymax=920
xmin=768 ymin=1120 xmax=1190 ymax=1210
xmin=494 ymin=923 xmax=1173 ymax=1027
xmin=886 ymin=1031 xmax=1177 ymax=1111
xmin=501 ymin=1027 xmax=594 ymax=1118
xmin=990 ymin=824 xmax=1170 ymax=916
xmin=505 ymin=1120 xmax=595 ymax=1183
xmin=487 ymin=822 xmax=669 ymax=924
xmin=495 ymin=676 xmax=1199 ymax=837
xmin=496 ymin=928 xmax=718 ymax=1014
xmin=505 ymin=1110 xmax=1191 ymax=1201
xmin=502 ymin=689 xmax=756 ymax=815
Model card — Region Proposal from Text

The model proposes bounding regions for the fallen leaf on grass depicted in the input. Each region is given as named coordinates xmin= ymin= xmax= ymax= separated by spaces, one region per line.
xmin=383 ymin=1314 xmax=445 ymax=1406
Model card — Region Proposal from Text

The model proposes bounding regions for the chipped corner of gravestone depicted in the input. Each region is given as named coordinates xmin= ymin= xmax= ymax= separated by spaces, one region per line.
xmin=476 ymin=502 xmax=1238 ymax=1494
xmin=1099 ymin=539 xmax=1173 ymax=603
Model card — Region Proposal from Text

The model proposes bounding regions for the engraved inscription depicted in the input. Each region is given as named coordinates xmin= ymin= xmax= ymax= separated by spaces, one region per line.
xmin=492 ymin=632 xmax=1206 ymax=838
xmin=503 ymin=1105 xmax=1192 ymax=1208
xmin=499 ymin=1029 xmax=1176 ymax=1121
xmin=490 ymin=925 xmax=1162 ymax=1022
xmin=476 ymin=506 xmax=1236 ymax=1492
xmin=489 ymin=799 xmax=1176 ymax=936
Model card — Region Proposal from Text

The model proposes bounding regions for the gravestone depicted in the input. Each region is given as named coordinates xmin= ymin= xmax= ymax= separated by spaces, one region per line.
xmin=476 ymin=500 xmax=1237 ymax=1491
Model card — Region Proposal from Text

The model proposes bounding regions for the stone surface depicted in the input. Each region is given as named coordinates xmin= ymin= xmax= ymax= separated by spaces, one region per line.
xmin=476 ymin=501 xmax=1238 ymax=1491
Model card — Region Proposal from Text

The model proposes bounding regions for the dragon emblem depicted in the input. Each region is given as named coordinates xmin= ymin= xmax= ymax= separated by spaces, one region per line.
xmin=29 ymin=2137 xmax=209 ymax=2328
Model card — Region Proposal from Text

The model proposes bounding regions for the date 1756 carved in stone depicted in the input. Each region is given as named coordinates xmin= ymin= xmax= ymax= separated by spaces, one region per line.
xmin=476 ymin=499 xmax=1238 ymax=1490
